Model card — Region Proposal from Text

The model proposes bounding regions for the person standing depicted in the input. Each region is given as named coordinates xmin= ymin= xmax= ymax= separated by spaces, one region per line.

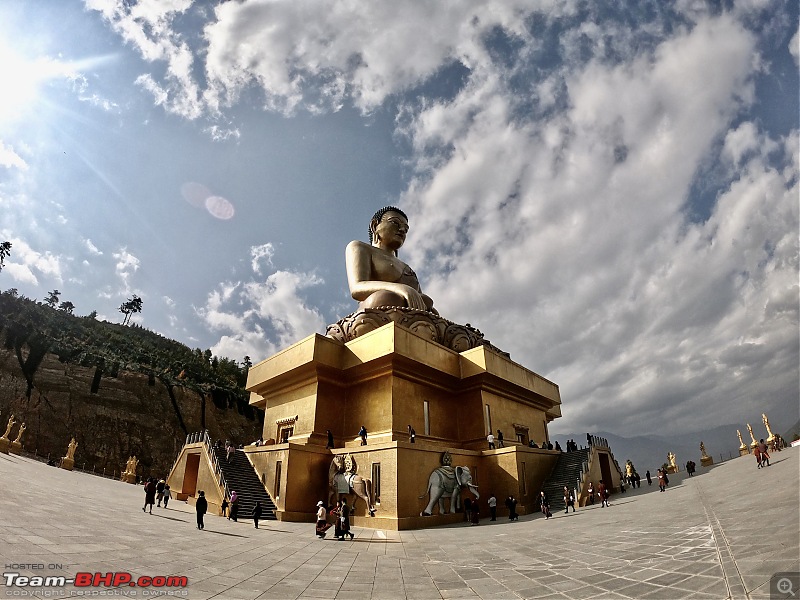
xmin=539 ymin=491 xmax=551 ymax=519
xmin=758 ymin=439 xmax=770 ymax=467
xmin=496 ymin=430 xmax=504 ymax=448
xmin=487 ymin=432 xmax=495 ymax=449
xmin=587 ymin=482 xmax=595 ymax=505
xmin=657 ymin=469 xmax=666 ymax=492
xmin=230 ymin=491 xmax=239 ymax=521
xmin=315 ymin=501 xmax=331 ymax=538
xmin=156 ymin=479 xmax=166 ymax=507
xmin=645 ymin=470 xmax=652 ymax=486
xmin=195 ymin=491 xmax=207 ymax=530
xmin=326 ymin=430 xmax=334 ymax=449
xmin=358 ymin=425 xmax=367 ymax=446
xmin=471 ymin=499 xmax=480 ymax=525
xmin=221 ymin=496 xmax=229 ymax=518
xmin=488 ymin=493 xmax=497 ymax=521
xmin=162 ymin=484 xmax=171 ymax=509
xmin=463 ymin=497 xmax=472 ymax=522
xmin=505 ymin=495 xmax=518 ymax=521
xmin=408 ymin=425 xmax=416 ymax=443
xmin=253 ymin=501 xmax=263 ymax=529
xmin=563 ymin=486 xmax=575 ymax=513
xmin=142 ymin=478 xmax=156 ymax=514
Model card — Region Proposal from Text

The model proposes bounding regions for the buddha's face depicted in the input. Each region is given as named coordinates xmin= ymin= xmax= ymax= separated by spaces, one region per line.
xmin=372 ymin=211 xmax=408 ymax=250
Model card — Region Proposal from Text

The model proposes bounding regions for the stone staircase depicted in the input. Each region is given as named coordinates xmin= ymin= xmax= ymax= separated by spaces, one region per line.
xmin=541 ymin=448 xmax=590 ymax=512
xmin=212 ymin=446 xmax=277 ymax=521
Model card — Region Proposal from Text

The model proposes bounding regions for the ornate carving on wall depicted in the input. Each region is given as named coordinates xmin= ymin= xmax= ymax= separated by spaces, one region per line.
xmin=326 ymin=307 xmax=508 ymax=355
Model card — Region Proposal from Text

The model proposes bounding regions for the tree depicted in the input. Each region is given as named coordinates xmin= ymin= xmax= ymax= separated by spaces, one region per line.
xmin=45 ymin=289 xmax=61 ymax=307
xmin=0 ymin=241 xmax=11 ymax=272
xmin=59 ymin=301 xmax=75 ymax=314
xmin=86 ymin=310 xmax=98 ymax=319
xmin=119 ymin=294 xmax=143 ymax=326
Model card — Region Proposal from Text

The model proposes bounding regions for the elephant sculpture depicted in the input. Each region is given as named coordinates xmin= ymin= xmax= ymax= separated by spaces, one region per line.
xmin=328 ymin=454 xmax=376 ymax=516
xmin=419 ymin=465 xmax=478 ymax=516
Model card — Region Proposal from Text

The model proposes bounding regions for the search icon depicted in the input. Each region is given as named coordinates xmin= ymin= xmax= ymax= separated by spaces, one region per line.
xmin=777 ymin=577 xmax=796 ymax=597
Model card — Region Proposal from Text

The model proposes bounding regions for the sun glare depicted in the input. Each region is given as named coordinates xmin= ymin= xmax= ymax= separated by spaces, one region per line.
xmin=0 ymin=41 xmax=77 ymax=125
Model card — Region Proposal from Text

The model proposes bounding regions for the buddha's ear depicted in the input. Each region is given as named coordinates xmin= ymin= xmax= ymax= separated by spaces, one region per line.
xmin=370 ymin=218 xmax=380 ymax=242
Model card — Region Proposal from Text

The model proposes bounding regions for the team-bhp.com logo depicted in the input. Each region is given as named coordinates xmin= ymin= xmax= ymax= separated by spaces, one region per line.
xmin=3 ymin=571 xmax=188 ymax=596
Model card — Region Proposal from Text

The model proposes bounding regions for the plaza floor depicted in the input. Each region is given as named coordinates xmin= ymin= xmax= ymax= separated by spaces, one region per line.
xmin=0 ymin=445 xmax=797 ymax=600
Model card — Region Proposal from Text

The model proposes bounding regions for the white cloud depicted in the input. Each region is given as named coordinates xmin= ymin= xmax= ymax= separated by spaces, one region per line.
xmin=0 ymin=140 xmax=28 ymax=170
xmin=250 ymin=243 xmax=274 ymax=275
xmin=83 ymin=238 xmax=103 ymax=255
xmin=112 ymin=247 xmax=140 ymax=291
xmin=199 ymin=266 xmax=326 ymax=362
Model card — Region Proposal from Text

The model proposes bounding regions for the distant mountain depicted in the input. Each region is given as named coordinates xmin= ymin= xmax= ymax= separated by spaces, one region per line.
xmin=551 ymin=423 xmax=751 ymax=474
xmin=784 ymin=418 xmax=800 ymax=443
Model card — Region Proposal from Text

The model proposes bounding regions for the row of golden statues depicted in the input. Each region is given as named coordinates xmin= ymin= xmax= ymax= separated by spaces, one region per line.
xmin=737 ymin=412 xmax=778 ymax=455
xmin=0 ymin=414 xmax=139 ymax=479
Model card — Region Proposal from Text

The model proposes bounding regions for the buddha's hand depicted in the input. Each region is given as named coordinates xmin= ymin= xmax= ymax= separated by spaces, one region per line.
xmin=397 ymin=284 xmax=427 ymax=310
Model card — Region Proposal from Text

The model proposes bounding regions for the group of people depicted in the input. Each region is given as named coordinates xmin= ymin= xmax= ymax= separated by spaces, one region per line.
xmin=142 ymin=477 xmax=171 ymax=514
xmin=564 ymin=440 xmax=580 ymax=452
xmin=315 ymin=499 xmax=354 ymax=540
xmin=527 ymin=440 xmax=554 ymax=450
xmin=685 ymin=460 xmax=697 ymax=476
xmin=755 ymin=438 xmax=771 ymax=468
xmin=221 ymin=490 xmax=241 ymax=521
xmin=196 ymin=490 xmax=264 ymax=530
xmin=486 ymin=430 xmax=505 ymax=449
xmin=626 ymin=472 xmax=642 ymax=487
xmin=656 ymin=468 xmax=671 ymax=492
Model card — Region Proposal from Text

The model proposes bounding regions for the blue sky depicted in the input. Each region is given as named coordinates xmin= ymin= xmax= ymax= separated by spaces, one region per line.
xmin=0 ymin=0 xmax=797 ymax=438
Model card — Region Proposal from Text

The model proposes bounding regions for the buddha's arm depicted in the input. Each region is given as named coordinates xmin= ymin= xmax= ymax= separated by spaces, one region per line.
xmin=345 ymin=241 xmax=428 ymax=310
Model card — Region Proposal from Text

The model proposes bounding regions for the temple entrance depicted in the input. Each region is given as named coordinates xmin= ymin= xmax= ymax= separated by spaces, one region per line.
xmin=182 ymin=453 xmax=200 ymax=496
xmin=599 ymin=452 xmax=612 ymax=491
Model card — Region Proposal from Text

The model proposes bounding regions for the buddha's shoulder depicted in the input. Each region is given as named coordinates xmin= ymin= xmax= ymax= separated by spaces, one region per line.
xmin=346 ymin=240 xmax=373 ymax=253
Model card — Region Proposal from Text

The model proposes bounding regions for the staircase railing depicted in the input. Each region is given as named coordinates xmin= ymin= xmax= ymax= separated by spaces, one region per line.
xmin=171 ymin=430 xmax=230 ymax=501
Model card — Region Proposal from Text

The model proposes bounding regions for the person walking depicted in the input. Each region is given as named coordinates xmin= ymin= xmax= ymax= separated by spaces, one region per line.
xmin=358 ymin=425 xmax=368 ymax=446
xmin=563 ymin=486 xmax=575 ymax=513
xmin=221 ymin=496 xmax=229 ymax=518
xmin=408 ymin=425 xmax=416 ymax=443
xmin=156 ymin=479 xmax=166 ymax=507
xmin=195 ymin=491 xmax=207 ymax=530
xmin=326 ymin=430 xmax=334 ymax=449
xmin=645 ymin=470 xmax=652 ymax=486
xmin=470 ymin=499 xmax=480 ymax=525
xmin=539 ymin=490 xmax=551 ymax=519
xmin=598 ymin=481 xmax=610 ymax=506
xmin=339 ymin=498 xmax=354 ymax=540
xmin=758 ymin=439 xmax=770 ymax=467
xmin=463 ymin=497 xmax=472 ymax=522
xmin=253 ymin=501 xmax=263 ymax=529
xmin=496 ymin=430 xmax=504 ymax=448
xmin=142 ymin=478 xmax=156 ymax=514
xmin=587 ymin=482 xmax=595 ymax=505
xmin=162 ymin=484 xmax=171 ymax=509
xmin=486 ymin=432 xmax=495 ymax=449
xmin=505 ymin=495 xmax=518 ymax=521
xmin=657 ymin=469 xmax=666 ymax=492
xmin=315 ymin=501 xmax=331 ymax=538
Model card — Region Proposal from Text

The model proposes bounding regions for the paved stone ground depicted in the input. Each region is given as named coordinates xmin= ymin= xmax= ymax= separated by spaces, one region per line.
xmin=0 ymin=446 xmax=797 ymax=600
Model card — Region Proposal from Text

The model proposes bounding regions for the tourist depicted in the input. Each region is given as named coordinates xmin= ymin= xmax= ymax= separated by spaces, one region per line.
xmin=326 ymin=429 xmax=334 ymax=449
xmin=408 ymin=425 xmax=416 ymax=443
xmin=555 ymin=441 xmax=562 ymax=452
xmin=528 ymin=440 xmax=538 ymax=448
xmin=598 ymin=481 xmax=609 ymax=507
xmin=230 ymin=491 xmax=240 ymax=521
xmin=635 ymin=473 xmax=641 ymax=488
xmin=315 ymin=501 xmax=331 ymax=538
xmin=163 ymin=484 xmax=171 ymax=509
xmin=497 ymin=430 xmax=504 ymax=448
xmin=332 ymin=500 xmax=343 ymax=539
xmin=645 ymin=470 xmax=652 ymax=486
xmin=563 ymin=486 xmax=575 ymax=513
xmin=758 ymin=439 xmax=770 ymax=467
xmin=487 ymin=432 xmax=495 ymax=449
xmin=253 ymin=501 xmax=262 ymax=529
xmin=587 ymin=482 xmax=595 ymax=505
xmin=488 ymin=493 xmax=497 ymax=521
xmin=547 ymin=441 xmax=554 ymax=450
xmin=142 ymin=478 xmax=156 ymax=514
xmin=471 ymin=499 xmax=480 ymax=525
xmin=540 ymin=490 xmax=551 ymax=519
xmin=226 ymin=441 xmax=235 ymax=461
xmin=464 ymin=497 xmax=472 ymax=522
xmin=253 ymin=436 xmax=264 ymax=447
xmin=195 ymin=491 xmax=207 ymax=530
xmin=156 ymin=479 xmax=166 ymax=507
xmin=358 ymin=425 xmax=367 ymax=446
xmin=505 ymin=495 xmax=518 ymax=521
xmin=657 ymin=469 xmax=666 ymax=492
xmin=339 ymin=498 xmax=354 ymax=540
xmin=221 ymin=496 xmax=229 ymax=518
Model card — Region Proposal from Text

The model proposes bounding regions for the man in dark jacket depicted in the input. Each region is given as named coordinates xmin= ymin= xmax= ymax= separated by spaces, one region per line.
xmin=253 ymin=501 xmax=263 ymax=529
xmin=196 ymin=491 xmax=208 ymax=530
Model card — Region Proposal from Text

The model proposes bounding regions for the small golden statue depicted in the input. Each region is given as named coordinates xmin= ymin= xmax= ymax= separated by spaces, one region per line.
xmin=747 ymin=423 xmax=757 ymax=448
xmin=667 ymin=451 xmax=678 ymax=474
xmin=762 ymin=413 xmax=775 ymax=443
xmin=9 ymin=423 xmax=26 ymax=455
xmin=0 ymin=414 xmax=16 ymax=454
xmin=700 ymin=441 xmax=713 ymax=466
xmin=121 ymin=455 xmax=139 ymax=483
xmin=61 ymin=437 xmax=78 ymax=471
xmin=737 ymin=429 xmax=749 ymax=456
